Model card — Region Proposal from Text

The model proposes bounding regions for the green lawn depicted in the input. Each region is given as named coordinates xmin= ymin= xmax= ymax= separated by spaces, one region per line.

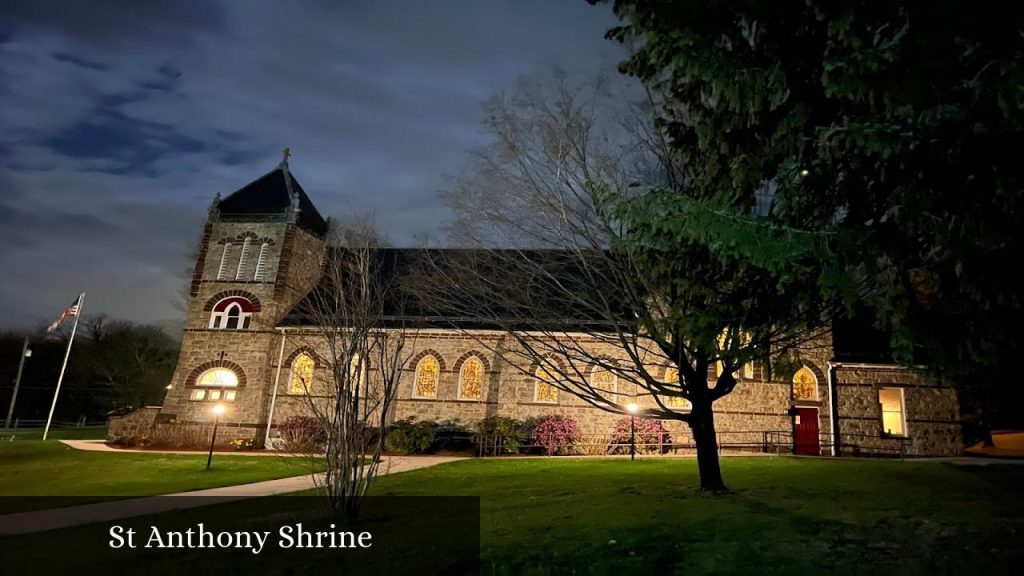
xmin=0 ymin=438 xmax=321 ymax=510
xmin=1 ymin=425 xmax=108 ymax=440
xmin=1 ymin=456 xmax=1022 ymax=573
xmin=368 ymin=457 xmax=1024 ymax=574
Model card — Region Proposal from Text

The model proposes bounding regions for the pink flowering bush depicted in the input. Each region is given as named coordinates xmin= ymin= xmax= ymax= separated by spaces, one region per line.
xmin=528 ymin=414 xmax=581 ymax=455
xmin=608 ymin=417 xmax=671 ymax=454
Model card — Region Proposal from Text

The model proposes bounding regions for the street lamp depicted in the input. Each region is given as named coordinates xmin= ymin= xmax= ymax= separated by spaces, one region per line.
xmin=206 ymin=403 xmax=226 ymax=470
xmin=626 ymin=402 xmax=639 ymax=461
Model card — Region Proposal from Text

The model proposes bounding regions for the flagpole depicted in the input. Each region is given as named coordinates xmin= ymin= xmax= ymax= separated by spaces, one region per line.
xmin=43 ymin=293 xmax=85 ymax=441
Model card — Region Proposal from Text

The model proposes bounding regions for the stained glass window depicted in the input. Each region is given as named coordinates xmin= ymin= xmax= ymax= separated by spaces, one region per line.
xmin=534 ymin=364 xmax=558 ymax=403
xmin=197 ymin=368 xmax=238 ymax=388
xmin=289 ymin=353 xmax=315 ymax=394
xmin=414 ymin=356 xmax=439 ymax=398
xmin=459 ymin=357 xmax=484 ymax=400
xmin=663 ymin=367 xmax=691 ymax=410
xmin=590 ymin=367 xmax=616 ymax=402
xmin=792 ymin=367 xmax=817 ymax=400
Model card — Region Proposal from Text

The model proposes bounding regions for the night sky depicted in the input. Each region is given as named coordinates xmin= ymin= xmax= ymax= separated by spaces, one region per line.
xmin=0 ymin=0 xmax=624 ymax=329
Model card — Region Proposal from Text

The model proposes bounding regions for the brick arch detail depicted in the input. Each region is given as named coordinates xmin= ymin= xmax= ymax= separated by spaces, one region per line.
xmin=284 ymin=347 xmax=322 ymax=368
xmin=203 ymin=290 xmax=262 ymax=312
xmin=452 ymin=350 xmax=492 ymax=374
xmin=796 ymin=361 xmax=826 ymax=386
xmin=186 ymin=359 xmax=247 ymax=388
xmin=216 ymin=232 xmax=276 ymax=246
xmin=407 ymin=349 xmax=447 ymax=372
xmin=528 ymin=355 xmax=567 ymax=375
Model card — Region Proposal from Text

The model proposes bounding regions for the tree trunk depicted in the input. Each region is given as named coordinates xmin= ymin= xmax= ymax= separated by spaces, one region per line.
xmin=689 ymin=398 xmax=727 ymax=491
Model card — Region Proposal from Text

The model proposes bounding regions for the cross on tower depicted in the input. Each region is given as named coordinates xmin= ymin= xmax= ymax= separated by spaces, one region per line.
xmin=282 ymin=147 xmax=291 ymax=164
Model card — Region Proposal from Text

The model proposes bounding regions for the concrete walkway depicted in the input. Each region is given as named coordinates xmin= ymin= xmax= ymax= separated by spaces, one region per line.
xmin=0 ymin=455 xmax=463 ymax=536
xmin=60 ymin=439 xmax=305 ymax=456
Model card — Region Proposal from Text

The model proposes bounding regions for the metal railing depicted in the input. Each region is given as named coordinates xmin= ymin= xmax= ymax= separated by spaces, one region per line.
xmin=476 ymin=429 xmax=917 ymax=458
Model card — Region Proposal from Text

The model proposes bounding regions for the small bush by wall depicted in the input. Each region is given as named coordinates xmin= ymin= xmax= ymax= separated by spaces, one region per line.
xmin=528 ymin=414 xmax=581 ymax=456
xmin=474 ymin=416 xmax=527 ymax=455
xmin=385 ymin=417 xmax=438 ymax=454
xmin=608 ymin=417 xmax=671 ymax=454
xmin=279 ymin=416 xmax=327 ymax=453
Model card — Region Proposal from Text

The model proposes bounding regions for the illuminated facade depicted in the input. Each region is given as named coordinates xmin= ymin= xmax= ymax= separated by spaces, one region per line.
xmin=107 ymin=162 xmax=962 ymax=457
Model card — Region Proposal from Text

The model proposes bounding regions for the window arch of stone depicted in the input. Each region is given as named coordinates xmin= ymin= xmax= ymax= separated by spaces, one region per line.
xmin=185 ymin=360 xmax=245 ymax=403
xmin=458 ymin=356 xmax=485 ymax=400
xmin=208 ymin=296 xmax=255 ymax=330
xmin=589 ymin=362 xmax=618 ymax=404
xmin=661 ymin=366 xmax=691 ymax=410
xmin=792 ymin=366 xmax=819 ymax=400
xmin=532 ymin=358 xmax=564 ymax=404
xmin=413 ymin=355 xmax=441 ymax=399
xmin=288 ymin=350 xmax=318 ymax=395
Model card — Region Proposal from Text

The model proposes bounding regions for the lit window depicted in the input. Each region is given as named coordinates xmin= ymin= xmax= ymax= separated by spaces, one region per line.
xmin=590 ymin=366 xmax=617 ymax=403
xmin=879 ymin=388 xmax=906 ymax=436
xmin=253 ymin=243 xmax=270 ymax=281
xmin=458 ymin=357 xmax=484 ymax=400
xmin=190 ymin=367 xmax=239 ymax=402
xmin=197 ymin=368 xmax=238 ymax=388
xmin=216 ymin=243 xmax=233 ymax=280
xmin=347 ymin=353 xmax=366 ymax=390
xmin=413 ymin=356 xmax=439 ymax=398
xmin=235 ymin=237 xmax=252 ymax=280
xmin=209 ymin=297 xmax=254 ymax=330
xmin=792 ymin=367 xmax=817 ymax=400
xmin=662 ymin=367 xmax=691 ymax=410
xmin=743 ymin=360 xmax=755 ymax=380
xmin=289 ymin=353 xmax=315 ymax=394
xmin=534 ymin=363 xmax=559 ymax=403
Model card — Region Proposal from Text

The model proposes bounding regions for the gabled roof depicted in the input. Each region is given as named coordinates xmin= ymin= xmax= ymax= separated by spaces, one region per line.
xmin=278 ymin=248 xmax=624 ymax=330
xmin=216 ymin=163 xmax=328 ymax=236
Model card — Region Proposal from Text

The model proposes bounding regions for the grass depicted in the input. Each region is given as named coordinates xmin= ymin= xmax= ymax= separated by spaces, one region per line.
xmin=0 ymin=425 xmax=108 ymax=440
xmin=1 ymin=455 xmax=1022 ymax=573
xmin=368 ymin=457 xmax=1024 ymax=574
xmin=0 ymin=437 xmax=322 ymax=511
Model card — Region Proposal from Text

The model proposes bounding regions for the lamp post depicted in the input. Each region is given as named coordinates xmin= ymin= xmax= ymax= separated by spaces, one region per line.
xmin=4 ymin=338 xmax=31 ymax=429
xmin=626 ymin=402 xmax=639 ymax=461
xmin=206 ymin=403 xmax=226 ymax=470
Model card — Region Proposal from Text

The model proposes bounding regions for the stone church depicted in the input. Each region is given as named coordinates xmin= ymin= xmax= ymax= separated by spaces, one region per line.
xmin=108 ymin=160 xmax=963 ymax=457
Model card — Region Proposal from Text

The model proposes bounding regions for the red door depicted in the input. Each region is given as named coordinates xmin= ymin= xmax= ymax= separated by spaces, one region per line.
xmin=793 ymin=407 xmax=820 ymax=455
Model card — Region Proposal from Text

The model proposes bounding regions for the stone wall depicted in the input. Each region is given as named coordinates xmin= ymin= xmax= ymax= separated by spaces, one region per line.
xmin=834 ymin=365 xmax=961 ymax=457
xmin=107 ymin=406 xmax=161 ymax=444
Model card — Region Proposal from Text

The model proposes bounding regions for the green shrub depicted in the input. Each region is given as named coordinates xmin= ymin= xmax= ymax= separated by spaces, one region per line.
xmin=475 ymin=416 xmax=526 ymax=455
xmin=385 ymin=417 xmax=438 ymax=454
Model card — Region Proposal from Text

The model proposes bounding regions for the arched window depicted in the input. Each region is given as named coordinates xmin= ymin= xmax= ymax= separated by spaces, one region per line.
xmin=253 ymin=243 xmax=270 ymax=281
xmin=662 ymin=367 xmax=691 ymax=410
xmin=792 ymin=367 xmax=817 ymax=400
xmin=190 ymin=367 xmax=239 ymax=402
xmin=347 ymin=353 xmax=365 ymax=388
xmin=209 ymin=297 xmax=254 ymax=330
xmin=216 ymin=243 xmax=233 ymax=280
xmin=534 ymin=363 xmax=559 ymax=404
xmin=413 ymin=356 xmax=440 ymax=399
xmin=235 ymin=237 xmax=252 ymax=280
xmin=590 ymin=366 xmax=617 ymax=404
xmin=458 ymin=357 xmax=484 ymax=400
xmin=289 ymin=353 xmax=315 ymax=394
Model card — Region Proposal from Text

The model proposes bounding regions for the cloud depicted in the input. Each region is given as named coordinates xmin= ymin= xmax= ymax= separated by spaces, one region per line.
xmin=0 ymin=0 xmax=625 ymax=328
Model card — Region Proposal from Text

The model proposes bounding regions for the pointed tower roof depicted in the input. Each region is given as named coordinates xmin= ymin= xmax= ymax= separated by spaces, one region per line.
xmin=215 ymin=149 xmax=329 ymax=236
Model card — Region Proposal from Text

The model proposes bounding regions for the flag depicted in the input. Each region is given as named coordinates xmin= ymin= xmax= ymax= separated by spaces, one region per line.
xmin=47 ymin=294 xmax=83 ymax=333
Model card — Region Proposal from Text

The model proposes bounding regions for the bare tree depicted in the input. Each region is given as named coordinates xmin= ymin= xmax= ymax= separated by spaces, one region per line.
xmin=428 ymin=72 xmax=833 ymax=491
xmin=286 ymin=218 xmax=413 ymax=517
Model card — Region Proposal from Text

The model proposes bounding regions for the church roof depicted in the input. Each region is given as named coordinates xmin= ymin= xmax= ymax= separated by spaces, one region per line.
xmin=278 ymin=248 xmax=624 ymax=330
xmin=216 ymin=163 xmax=328 ymax=236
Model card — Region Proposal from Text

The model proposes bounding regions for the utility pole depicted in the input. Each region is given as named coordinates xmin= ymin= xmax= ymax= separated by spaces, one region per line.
xmin=5 ymin=337 xmax=30 ymax=429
